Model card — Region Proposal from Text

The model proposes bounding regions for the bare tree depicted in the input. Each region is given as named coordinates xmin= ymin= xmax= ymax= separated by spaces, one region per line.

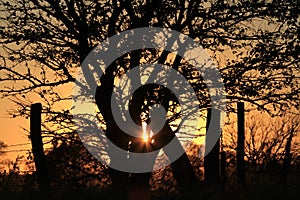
xmin=223 ymin=110 xmax=300 ymax=182
xmin=0 ymin=0 xmax=299 ymax=195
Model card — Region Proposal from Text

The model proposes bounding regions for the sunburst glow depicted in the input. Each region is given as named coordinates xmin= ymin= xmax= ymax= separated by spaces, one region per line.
xmin=142 ymin=121 xmax=148 ymax=142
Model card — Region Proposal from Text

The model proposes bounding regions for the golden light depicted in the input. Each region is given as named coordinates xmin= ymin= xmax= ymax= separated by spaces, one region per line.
xmin=143 ymin=136 xmax=149 ymax=142
xmin=142 ymin=121 xmax=149 ymax=142
xmin=141 ymin=120 xmax=156 ymax=144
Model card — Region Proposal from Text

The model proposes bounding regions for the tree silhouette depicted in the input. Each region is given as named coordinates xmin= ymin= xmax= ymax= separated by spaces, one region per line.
xmin=223 ymin=110 xmax=300 ymax=182
xmin=0 ymin=0 xmax=299 ymax=197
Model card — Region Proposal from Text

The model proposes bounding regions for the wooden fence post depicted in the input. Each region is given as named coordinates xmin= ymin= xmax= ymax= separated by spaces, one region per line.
xmin=204 ymin=108 xmax=221 ymax=184
xmin=237 ymin=102 xmax=245 ymax=184
xmin=30 ymin=103 xmax=50 ymax=192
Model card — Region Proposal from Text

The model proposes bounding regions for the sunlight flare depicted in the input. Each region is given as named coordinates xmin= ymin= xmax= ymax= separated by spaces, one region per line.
xmin=142 ymin=121 xmax=148 ymax=142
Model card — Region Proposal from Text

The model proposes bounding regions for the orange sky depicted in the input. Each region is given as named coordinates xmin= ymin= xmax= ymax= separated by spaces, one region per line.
xmin=0 ymin=18 xmax=298 ymax=165
xmin=0 ymin=97 xmax=30 ymax=161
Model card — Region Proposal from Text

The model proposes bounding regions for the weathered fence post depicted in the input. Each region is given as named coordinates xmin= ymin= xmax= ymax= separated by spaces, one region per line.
xmin=204 ymin=108 xmax=221 ymax=184
xmin=30 ymin=103 xmax=50 ymax=192
xmin=237 ymin=102 xmax=245 ymax=184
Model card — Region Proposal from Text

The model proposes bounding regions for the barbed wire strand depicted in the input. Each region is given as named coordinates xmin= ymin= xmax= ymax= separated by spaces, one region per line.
xmin=5 ymin=143 xmax=31 ymax=148
xmin=1 ymin=149 xmax=31 ymax=153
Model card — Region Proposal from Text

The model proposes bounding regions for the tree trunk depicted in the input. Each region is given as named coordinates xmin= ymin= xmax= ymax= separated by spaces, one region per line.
xmin=95 ymin=49 xmax=200 ymax=195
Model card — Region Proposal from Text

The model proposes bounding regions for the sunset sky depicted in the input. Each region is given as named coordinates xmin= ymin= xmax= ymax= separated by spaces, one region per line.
xmin=0 ymin=1 xmax=298 ymax=178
